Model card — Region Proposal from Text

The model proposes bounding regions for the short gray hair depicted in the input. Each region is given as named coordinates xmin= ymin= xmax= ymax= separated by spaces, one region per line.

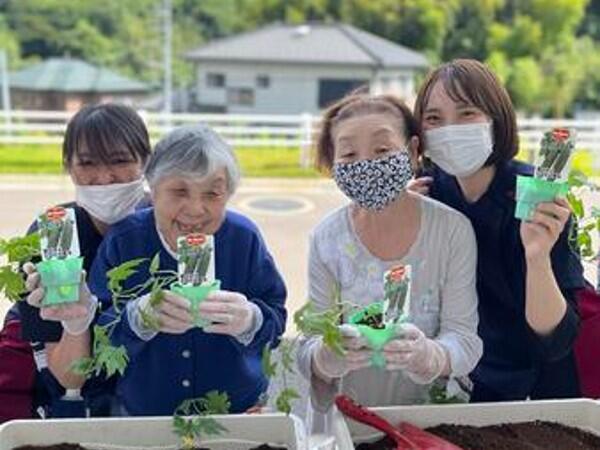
xmin=144 ymin=124 xmax=240 ymax=193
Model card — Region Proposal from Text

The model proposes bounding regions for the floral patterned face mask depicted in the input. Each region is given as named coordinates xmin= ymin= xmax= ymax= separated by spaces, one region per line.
xmin=333 ymin=150 xmax=414 ymax=211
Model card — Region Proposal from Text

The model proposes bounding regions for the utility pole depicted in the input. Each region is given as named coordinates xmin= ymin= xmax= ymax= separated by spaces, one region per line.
xmin=163 ymin=0 xmax=173 ymax=117
xmin=0 ymin=50 xmax=11 ymax=136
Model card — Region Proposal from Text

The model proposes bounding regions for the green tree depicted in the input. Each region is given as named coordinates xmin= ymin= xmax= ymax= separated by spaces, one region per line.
xmin=508 ymin=57 xmax=543 ymax=113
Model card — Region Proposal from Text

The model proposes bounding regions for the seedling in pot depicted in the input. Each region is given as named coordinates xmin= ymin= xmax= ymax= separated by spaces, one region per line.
xmin=38 ymin=206 xmax=79 ymax=260
xmin=349 ymin=265 xmax=412 ymax=368
xmin=171 ymin=233 xmax=220 ymax=327
xmin=515 ymin=128 xmax=574 ymax=220
xmin=536 ymin=128 xmax=575 ymax=182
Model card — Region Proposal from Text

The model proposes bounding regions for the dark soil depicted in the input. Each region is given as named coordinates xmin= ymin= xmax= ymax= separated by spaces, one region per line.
xmin=355 ymin=421 xmax=600 ymax=450
xmin=356 ymin=312 xmax=385 ymax=329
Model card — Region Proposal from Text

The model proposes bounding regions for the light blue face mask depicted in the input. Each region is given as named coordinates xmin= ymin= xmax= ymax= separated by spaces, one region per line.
xmin=333 ymin=151 xmax=414 ymax=210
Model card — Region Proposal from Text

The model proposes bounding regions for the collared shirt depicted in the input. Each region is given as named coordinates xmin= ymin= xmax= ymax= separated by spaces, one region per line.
xmin=427 ymin=160 xmax=586 ymax=400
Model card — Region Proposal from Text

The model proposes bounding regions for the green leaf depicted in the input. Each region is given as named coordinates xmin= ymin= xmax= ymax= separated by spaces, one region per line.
xmin=107 ymin=257 xmax=147 ymax=294
xmin=568 ymin=170 xmax=588 ymax=188
xmin=428 ymin=384 xmax=466 ymax=404
xmin=74 ymin=325 xmax=130 ymax=378
xmin=149 ymin=279 xmax=165 ymax=308
xmin=0 ymin=265 xmax=26 ymax=302
xmin=566 ymin=192 xmax=585 ymax=218
xmin=0 ymin=233 xmax=40 ymax=263
xmin=293 ymin=302 xmax=345 ymax=356
xmin=275 ymin=388 xmax=300 ymax=415
xmin=202 ymin=391 xmax=231 ymax=415
xmin=194 ymin=417 xmax=228 ymax=436
xmin=139 ymin=307 xmax=160 ymax=331
xmin=70 ymin=356 xmax=95 ymax=376
xmin=261 ymin=345 xmax=277 ymax=379
xmin=149 ymin=252 xmax=160 ymax=275
xmin=279 ymin=340 xmax=295 ymax=374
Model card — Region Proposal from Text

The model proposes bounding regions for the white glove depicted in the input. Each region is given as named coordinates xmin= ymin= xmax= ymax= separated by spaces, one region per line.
xmin=129 ymin=290 xmax=194 ymax=340
xmin=23 ymin=262 xmax=97 ymax=336
xmin=312 ymin=324 xmax=372 ymax=381
xmin=383 ymin=323 xmax=449 ymax=384
xmin=199 ymin=290 xmax=263 ymax=344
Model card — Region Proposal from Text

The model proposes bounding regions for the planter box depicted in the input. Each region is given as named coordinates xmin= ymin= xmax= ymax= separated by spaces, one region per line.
xmin=331 ymin=399 xmax=600 ymax=450
xmin=0 ymin=413 xmax=307 ymax=450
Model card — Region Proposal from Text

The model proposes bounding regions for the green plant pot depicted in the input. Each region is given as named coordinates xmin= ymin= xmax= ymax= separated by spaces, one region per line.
xmin=349 ymin=302 xmax=398 ymax=369
xmin=36 ymin=257 xmax=83 ymax=306
xmin=170 ymin=280 xmax=221 ymax=327
xmin=515 ymin=175 xmax=569 ymax=220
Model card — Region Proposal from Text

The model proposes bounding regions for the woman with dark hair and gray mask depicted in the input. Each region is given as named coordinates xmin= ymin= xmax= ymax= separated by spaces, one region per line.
xmin=2 ymin=103 xmax=151 ymax=420
xmin=88 ymin=124 xmax=287 ymax=416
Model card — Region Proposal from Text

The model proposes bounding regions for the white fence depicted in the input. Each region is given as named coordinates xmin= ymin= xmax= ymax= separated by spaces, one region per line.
xmin=0 ymin=110 xmax=599 ymax=169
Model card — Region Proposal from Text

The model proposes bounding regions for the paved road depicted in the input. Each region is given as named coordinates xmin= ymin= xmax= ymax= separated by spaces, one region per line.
xmin=1 ymin=176 xmax=597 ymax=334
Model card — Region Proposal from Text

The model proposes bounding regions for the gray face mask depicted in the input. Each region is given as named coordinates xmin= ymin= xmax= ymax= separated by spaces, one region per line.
xmin=333 ymin=150 xmax=414 ymax=211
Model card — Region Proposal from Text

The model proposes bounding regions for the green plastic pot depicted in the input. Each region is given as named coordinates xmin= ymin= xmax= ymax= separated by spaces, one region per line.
xmin=349 ymin=302 xmax=399 ymax=369
xmin=170 ymin=279 xmax=221 ymax=327
xmin=515 ymin=175 xmax=569 ymax=220
xmin=36 ymin=257 xmax=83 ymax=306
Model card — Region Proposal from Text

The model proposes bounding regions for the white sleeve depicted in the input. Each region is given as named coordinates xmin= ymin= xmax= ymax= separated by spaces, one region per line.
xmin=296 ymin=232 xmax=341 ymax=412
xmin=435 ymin=216 xmax=483 ymax=377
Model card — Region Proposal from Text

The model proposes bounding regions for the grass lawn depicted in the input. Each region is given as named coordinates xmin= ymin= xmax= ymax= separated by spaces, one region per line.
xmin=0 ymin=144 xmax=321 ymax=178
xmin=0 ymin=143 xmax=597 ymax=179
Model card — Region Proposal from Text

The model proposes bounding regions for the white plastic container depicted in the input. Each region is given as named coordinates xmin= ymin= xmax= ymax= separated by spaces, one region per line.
xmin=0 ymin=413 xmax=307 ymax=450
xmin=331 ymin=399 xmax=600 ymax=450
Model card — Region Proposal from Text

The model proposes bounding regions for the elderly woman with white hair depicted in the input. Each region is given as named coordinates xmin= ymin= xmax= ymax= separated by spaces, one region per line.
xmin=88 ymin=124 xmax=287 ymax=416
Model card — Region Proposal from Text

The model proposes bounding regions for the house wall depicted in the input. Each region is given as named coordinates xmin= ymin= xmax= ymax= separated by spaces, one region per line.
xmin=192 ymin=61 xmax=383 ymax=114
xmin=371 ymin=69 xmax=419 ymax=106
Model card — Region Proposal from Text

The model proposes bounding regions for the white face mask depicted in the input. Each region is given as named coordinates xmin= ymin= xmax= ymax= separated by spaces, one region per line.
xmin=424 ymin=122 xmax=494 ymax=177
xmin=75 ymin=178 xmax=146 ymax=225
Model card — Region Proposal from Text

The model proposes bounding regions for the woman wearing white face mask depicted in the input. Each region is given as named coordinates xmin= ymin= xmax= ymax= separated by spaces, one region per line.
xmin=9 ymin=103 xmax=151 ymax=418
xmin=297 ymin=94 xmax=482 ymax=431
xmin=411 ymin=59 xmax=588 ymax=402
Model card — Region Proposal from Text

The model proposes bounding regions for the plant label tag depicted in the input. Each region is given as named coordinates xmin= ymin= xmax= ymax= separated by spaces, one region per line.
xmin=177 ymin=233 xmax=215 ymax=286
xmin=382 ymin=264 xmax=412 ymax=324
xmin=37 ymin=206 xmax=80 ymax=260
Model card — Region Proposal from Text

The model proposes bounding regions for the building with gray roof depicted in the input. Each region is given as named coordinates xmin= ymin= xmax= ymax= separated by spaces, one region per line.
xmin=185 ymin=22 xmax=429 ymax=114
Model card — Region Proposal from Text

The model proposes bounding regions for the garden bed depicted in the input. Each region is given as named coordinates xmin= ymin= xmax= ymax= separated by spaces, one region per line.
xmin=0 ymin=414 xmax=307 ymax=450
xmin=332 ymin=399 xmax=600 ymax=450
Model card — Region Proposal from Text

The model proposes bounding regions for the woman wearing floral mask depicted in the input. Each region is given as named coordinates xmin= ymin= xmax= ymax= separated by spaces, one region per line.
xmin=297 ymin=94 xmax=482 ymax=429
xmin=411 ymin=59 xmax=587 ymax=402
xmin=10 ymin=103 xmax=151 ymax=417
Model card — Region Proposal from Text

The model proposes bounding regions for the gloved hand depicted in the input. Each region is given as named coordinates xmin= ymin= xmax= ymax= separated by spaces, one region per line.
xmin=312 ymin=324 xmax=372 ymax=381
xmin=23 ymin=262 xmax=97 ymax=336
xmin=199 ymin=290 xmax=260 ymax=338
xmin=130 ymin=290 xmax=194 ymax=339
xmin=383 ymin=323 xmax=449 ymax=384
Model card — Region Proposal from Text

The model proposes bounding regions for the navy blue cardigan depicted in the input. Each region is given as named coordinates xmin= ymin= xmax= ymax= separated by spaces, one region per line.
xmin=89 ymin=208 xmax=287 ymax=415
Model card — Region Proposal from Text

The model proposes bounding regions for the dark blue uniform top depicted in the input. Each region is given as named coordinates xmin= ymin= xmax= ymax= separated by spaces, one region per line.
xmin=426 ymin=160 xmax=586 ymax=401
xmin=89 ymin=208 xmax=287 ymax=416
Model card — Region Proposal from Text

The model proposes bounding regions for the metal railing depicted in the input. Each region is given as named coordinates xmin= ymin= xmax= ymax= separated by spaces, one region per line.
xmin=0 ymin=110 xmax=599 ymax=169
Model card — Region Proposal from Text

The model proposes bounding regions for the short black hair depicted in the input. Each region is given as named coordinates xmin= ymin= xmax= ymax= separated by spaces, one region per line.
xmin=63 ymin=103 xmax=151 ymax=169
